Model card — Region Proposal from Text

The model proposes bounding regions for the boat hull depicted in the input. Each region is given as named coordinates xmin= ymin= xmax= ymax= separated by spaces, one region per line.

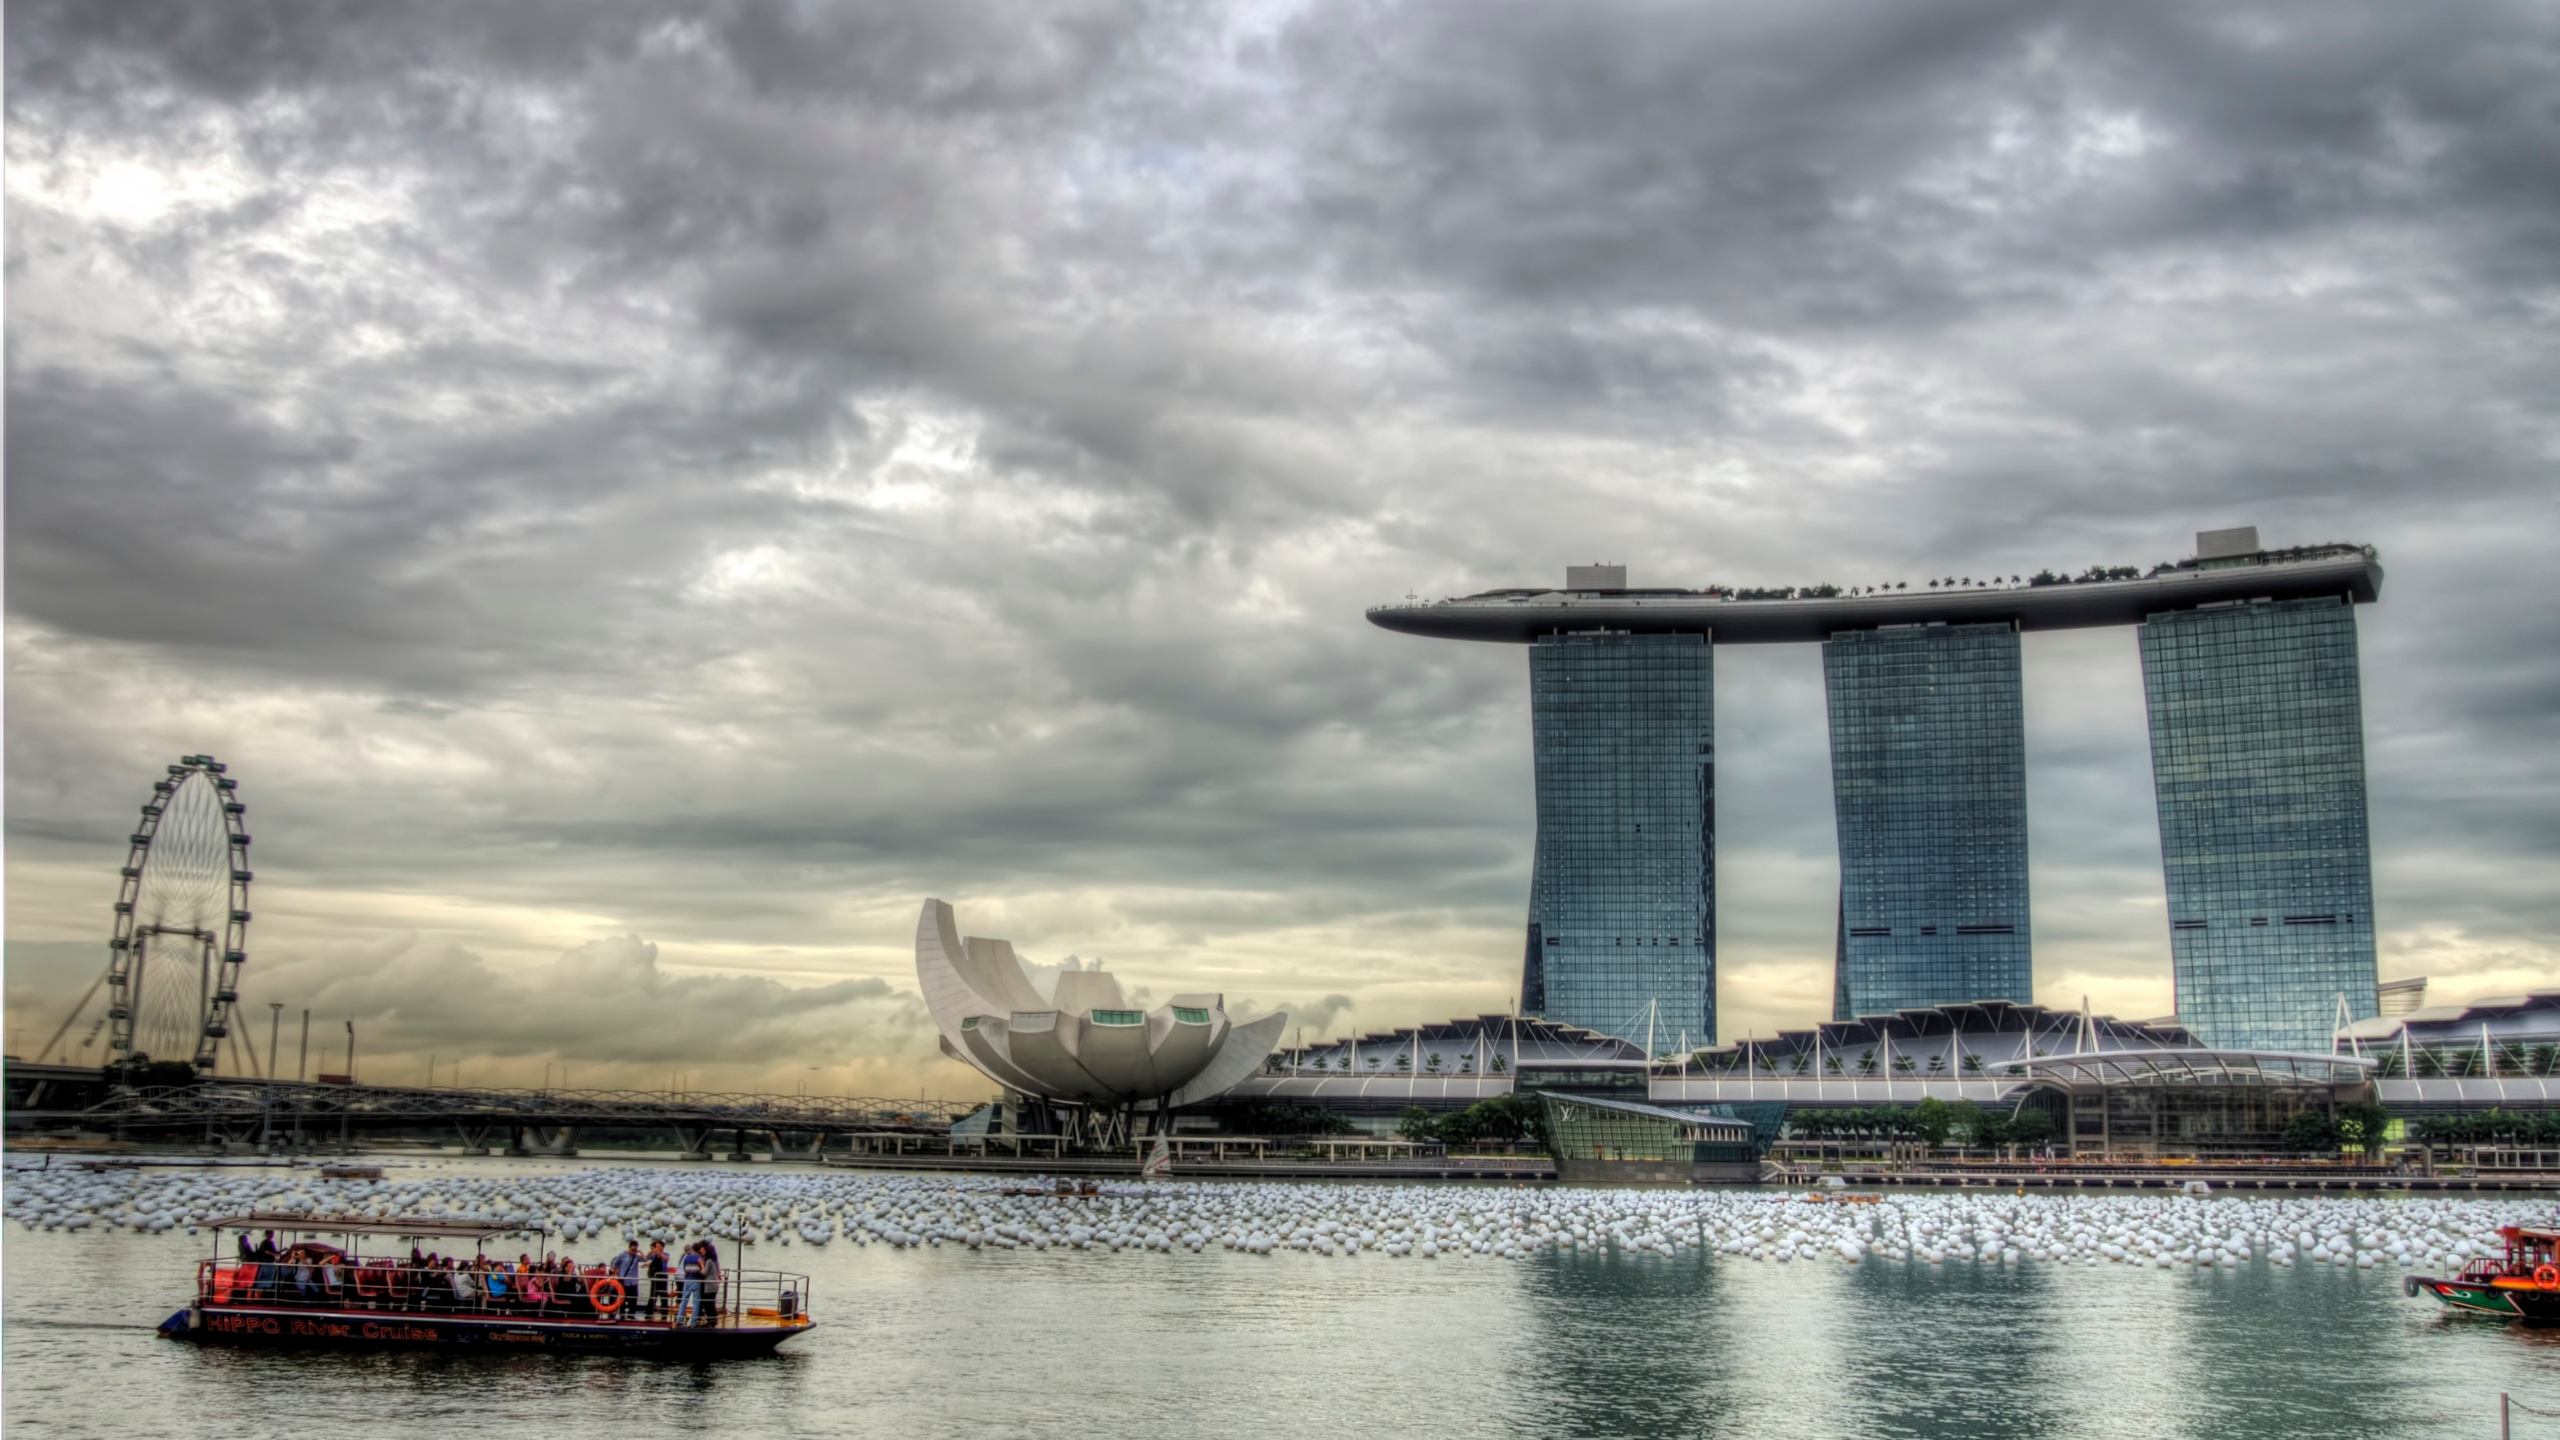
xmin=2405 ymin=1274 xmax=2560 ymax=1322
xmin=160 ymin=1305 xmax=810 ymax=1356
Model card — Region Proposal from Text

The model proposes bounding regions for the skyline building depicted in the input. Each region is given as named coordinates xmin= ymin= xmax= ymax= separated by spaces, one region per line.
xmin=1369 ymin=530 xmax=2384 ymax=1051
xmin=1824 ymin=622 xmax=2032 ymax=1019
xmin=1524 ymin=631 xmax=1715 ymax=1047
xmin=2141 ymin=594 xmax=2379 ymax=1051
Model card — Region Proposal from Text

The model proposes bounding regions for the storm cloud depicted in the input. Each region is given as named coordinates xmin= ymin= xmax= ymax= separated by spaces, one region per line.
xmin=7 ymin=0 xmax=2555 ymax=1095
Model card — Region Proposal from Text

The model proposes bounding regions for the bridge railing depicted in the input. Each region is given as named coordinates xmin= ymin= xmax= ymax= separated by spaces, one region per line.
xmin=73 ymin=1080 xmax=978 ymax=1133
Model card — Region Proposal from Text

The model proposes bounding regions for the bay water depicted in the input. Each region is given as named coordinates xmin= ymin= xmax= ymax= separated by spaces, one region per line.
xmin=5 ymin=1163 xmax=2556 ymax=1439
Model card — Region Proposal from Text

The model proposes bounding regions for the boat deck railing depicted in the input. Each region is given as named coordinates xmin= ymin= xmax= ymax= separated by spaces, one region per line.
xmin=196 ymin=1260 xmax=813 ymax=1329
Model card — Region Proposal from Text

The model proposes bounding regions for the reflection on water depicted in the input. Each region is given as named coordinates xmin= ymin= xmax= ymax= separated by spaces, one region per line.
xmin=7 ymin=1181 xmax=2560 ymax=1440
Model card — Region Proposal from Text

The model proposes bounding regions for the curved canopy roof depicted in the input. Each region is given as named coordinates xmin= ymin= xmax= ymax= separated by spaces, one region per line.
xmin=2014 ymin=1048 xmax=2375 ymax=1088
xmin=2337 ymin=987 xmax=2560 ymax=1043
xmin=1540 ymin=1092 xmax=1755 ymax=1143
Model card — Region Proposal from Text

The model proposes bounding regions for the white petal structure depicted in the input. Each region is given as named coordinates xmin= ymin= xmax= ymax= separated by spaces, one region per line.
xmin=917 ymin=899 xmax=1287 ymax=1107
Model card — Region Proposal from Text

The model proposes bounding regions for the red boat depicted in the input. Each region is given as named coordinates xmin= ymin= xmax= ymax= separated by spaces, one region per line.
xmin=2406 ymin=1226 xmax=2560 ymax=1322
xmin=159 ymin=1213 xmax=816 ymax=1356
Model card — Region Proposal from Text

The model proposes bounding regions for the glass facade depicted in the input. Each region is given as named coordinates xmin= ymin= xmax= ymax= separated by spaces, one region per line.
xmin=1540 ymin=1095 xmax=1758 ymax=1169
xmin=1525 ymin=633 xmax=1715 ymax=1046
xmin=1823 ymin=623 xmax=2032 ymax=1018
xmin=2058 ymin=1081 xmax=2331 ymax=1157
xmin=2141 ymin=596 xmax=2379 ymax=1051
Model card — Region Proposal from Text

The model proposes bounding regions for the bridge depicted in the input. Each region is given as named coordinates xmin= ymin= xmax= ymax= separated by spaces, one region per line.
xmin=3 ymin=1060 xmax=978 ymax=1158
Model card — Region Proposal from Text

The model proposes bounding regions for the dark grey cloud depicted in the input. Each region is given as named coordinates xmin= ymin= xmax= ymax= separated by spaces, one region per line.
xmin=7 ymin=0 xmax=2555 ymax=1091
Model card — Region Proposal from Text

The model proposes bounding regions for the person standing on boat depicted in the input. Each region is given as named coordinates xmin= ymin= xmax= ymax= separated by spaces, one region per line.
xmin=253 ymin=1231 xmax=280 ymax=1299
xmin=645 ymin=1240 xmax=670 ymax=1319
xmin=675 ymin=1243 xmax=705 ymax=1326
xmin=609 ymin=1241 xmax=642 ymax=1320
xmin=698 ymin=1240 xmax=723 ymax=1326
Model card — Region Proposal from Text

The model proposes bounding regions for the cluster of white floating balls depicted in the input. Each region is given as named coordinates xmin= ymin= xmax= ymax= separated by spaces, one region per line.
xmin=5 ymin=1159 xmax=2545 ymax=1281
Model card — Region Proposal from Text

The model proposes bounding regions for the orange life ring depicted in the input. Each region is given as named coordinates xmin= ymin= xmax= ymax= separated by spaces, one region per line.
xmin=589 ymin=1276 xmax=626 ymax=1314
xmin=2535 ymin=1264 xmax=2558 ymax=1291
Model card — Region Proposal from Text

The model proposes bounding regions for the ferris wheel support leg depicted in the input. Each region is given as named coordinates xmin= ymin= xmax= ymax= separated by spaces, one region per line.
xmin=34 ymin=967 xmax=109 ymax=1065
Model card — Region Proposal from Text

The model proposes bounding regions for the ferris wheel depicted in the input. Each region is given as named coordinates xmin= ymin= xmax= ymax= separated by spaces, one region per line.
xmin=101 ymin=756 xmax=253 ymax=1073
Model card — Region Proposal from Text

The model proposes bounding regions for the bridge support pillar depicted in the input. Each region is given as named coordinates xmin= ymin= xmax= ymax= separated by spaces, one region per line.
xmin=771 ymin=1130 xmax=832 ymax=1162
xmin=726 ymin=1126 xmax=754 ymax=1162
xmin=507 ymin=1125 xmax=579 ymax=1157
xmin=675 ymin=1125 xmax=714 ymax=1160
xmin=455 ymin=1123 xmax=499 ymax=1156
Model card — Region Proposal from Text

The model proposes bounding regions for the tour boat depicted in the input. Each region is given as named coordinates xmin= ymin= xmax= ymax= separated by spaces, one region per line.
xmin=158 ymin=1213 xmax=815 ymax=1356
xmin=2406 ymin=1226 xmax=2560 ymax=1322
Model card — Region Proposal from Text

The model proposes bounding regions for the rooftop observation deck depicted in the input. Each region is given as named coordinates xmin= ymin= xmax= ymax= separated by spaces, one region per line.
xmin=1367 ymin=542 xmax=2381 ymax=645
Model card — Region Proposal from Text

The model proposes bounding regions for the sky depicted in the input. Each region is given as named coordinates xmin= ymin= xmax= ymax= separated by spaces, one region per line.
xmin=6 ymin=0 xmax=2556 ymax=1100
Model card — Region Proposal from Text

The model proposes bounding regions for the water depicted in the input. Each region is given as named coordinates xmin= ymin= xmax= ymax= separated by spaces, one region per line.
xmin=7 ymin=1164 xmax=2559 ymax=1439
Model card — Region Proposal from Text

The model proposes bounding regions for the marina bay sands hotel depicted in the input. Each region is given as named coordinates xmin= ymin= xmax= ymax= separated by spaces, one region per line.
xmin=1368 ymin=528 xmax=2385 ymax=1055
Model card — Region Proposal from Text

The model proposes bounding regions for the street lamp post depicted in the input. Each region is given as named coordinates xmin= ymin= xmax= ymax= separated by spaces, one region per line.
xmin=263 ymin=1003 xmax=284 ymax=1151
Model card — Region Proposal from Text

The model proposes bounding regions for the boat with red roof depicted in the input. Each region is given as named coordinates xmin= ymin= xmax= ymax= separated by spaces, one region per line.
xmin=2407 ymin=1225 xmax=2560 ymax=1322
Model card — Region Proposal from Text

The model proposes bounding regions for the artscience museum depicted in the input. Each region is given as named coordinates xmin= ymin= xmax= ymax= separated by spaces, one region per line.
xmin=916 ymin=899 xmax=1288 ymax=1136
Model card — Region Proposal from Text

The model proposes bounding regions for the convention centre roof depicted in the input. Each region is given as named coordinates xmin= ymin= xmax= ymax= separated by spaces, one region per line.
xmin=2014 ymin=1048 xmax=2375 ymax=1089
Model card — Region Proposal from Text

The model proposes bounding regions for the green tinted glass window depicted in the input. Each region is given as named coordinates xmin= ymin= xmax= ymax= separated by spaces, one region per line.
xmin=1171 ymin=1006 xmax=1211 ymax=1024
xmin=2140 ymin=597 xmax=2377 ymax=1050
xmin=1090 ymin=1009 xmax=1145 ymax=1026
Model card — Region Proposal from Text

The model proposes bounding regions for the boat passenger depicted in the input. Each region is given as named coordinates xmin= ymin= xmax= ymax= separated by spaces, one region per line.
xmin=609 ymin=1240 xmax=643 ymax=1311
xmin=646 ymin=1241 xmax=670 ymax=1318
xmin=698 ymin=1241 xmax=723 ymax=1326
xmin=253 ymin=1231 xmax=280 ymax=1298
xmin=676 ymin=1243 xmax=704 ymax=1326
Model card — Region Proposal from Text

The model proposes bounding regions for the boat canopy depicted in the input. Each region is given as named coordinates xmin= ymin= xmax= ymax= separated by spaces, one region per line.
xmin=203 ymin=1211 xmax=542 ymax=1241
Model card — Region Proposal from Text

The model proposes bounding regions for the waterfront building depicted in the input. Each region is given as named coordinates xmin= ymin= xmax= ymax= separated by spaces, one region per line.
xmin=2337 ymin=987 xmax=2560 ymax=1113
xmin=1226 ymin=1015 xmax=1648 ymax=1132
xmin=1825 ymin=623 xmax=2030 ymax=1017
xmin=1210 ymin=1001 xmax=2394 ymax=1161
xmin=2142 ymin=591 xmax=2379 ymax=1052
xmin=914 ymin=899 xmax=1286 ymax=1123
xmin=1525 ymin=631 xmax=1715 ymax=1045
xmin=1368 ymin=531 xmax=2384 ymax=1049
xmin=1654 ymin=998 xmax=2372 ymax=1159
xmin=1539 ymin=1093 xmax=1757 ymax=1184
